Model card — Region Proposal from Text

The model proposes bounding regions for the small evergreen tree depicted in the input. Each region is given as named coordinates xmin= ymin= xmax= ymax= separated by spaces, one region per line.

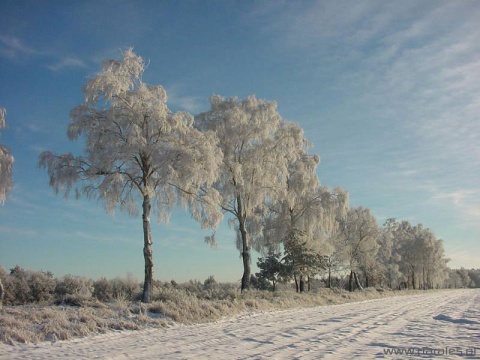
xmin=283 ymin=230 xmax=327 ymax=292
xmin=256 ymin=253 xmax=291 ymax=291
xmin=250 ymin=274 xmax=272 ymax=291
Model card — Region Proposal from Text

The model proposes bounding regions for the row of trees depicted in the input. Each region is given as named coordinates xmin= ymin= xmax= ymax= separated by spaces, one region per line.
xmin=37 ymin=49 xmax=334 ymax=302
xmin=255 ymin=212 xmax=450 ymax=292
xmin=446 ymin=268 xmax=479 ymax=289
xmin=0 ymin=50 xmax=458 ymax=303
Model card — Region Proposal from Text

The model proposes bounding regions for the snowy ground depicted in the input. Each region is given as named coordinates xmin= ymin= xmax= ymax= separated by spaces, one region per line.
xmin=1 ymin=289 xmax=478 ymax=359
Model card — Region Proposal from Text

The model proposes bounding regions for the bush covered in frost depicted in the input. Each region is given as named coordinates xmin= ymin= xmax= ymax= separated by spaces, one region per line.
xmin=93 ymin=274 xmax=141 ymax=301
xmin=0 ymin=266 xmax=56 ymax=305
xmin=55 ymin=274 xmax=94 ymax=299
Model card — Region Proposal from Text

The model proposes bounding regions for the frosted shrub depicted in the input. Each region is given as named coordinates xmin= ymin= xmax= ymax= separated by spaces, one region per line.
xmin=93 ymin=275 xmax=141 ymax=302
xmin=93 ymin=277 xmax=114 ymax=302
xmin=111 ymin=274 xmax=141 ymax=300
xmin=200 ymin=282 xmax=239 ymax=301
xmin=8 ymin=266 xmax=30 ymax=304
xmin=3 ymin=266 xmax=55 ymax=305
xmin=182 ymin=280 xmax=204 ymax=294
xmin=27 ymin=270 xmax=56 ymax=303
xmin=203 ymin=275 xmax=217 ymax=290
xmin=55 ymin=275 xmax=94 ymax=299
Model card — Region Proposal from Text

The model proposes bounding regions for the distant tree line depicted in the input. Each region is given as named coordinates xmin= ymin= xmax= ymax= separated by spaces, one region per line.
xmin=252 ymin=213 xmax=459 ymax=293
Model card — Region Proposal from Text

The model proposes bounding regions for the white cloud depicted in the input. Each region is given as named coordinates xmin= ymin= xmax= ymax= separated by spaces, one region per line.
xmin=0 ymin=34 xmax=89 ymax=72
xmin=250 ymin=2 xmax=480 ymax=259
xmin=70 ymin=230 xmax=136 ymax=245
xmin=165 ymin=84 xmax=205 ymax=113
xmin=29 ymin=144 xmax=46 ymax=153
xmin=432 ymin=189 xmax=480 ymax=229
xmin=46 ymin=57 xmax=87 ymax=72
xmin=0 ymin=35 xmax=39 ymax=59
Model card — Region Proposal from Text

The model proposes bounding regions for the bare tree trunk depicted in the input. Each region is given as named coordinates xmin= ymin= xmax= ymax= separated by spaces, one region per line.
xmin=422 ymin=267 xmax=426 ymax=290
xmin=238 ymin=196 xmax=250 ymax=291
xmin=328 ymin=265 xmax=332 ymax=288
xmin=0 ymin=278 xmax=3 ymax=307
xmin=142 ymin=194 xmax=153 ymax=303
xmin=299 ymin=274 xmax=305 ymax=293
xmin=412 ymin=268 xmax=416 ymax=290
xmin=354 ymin=271 xmax=363 ymax=291
xmin=239 ymin=224 xmax=250 ymax=291
xmin=349 ymin=270 xmax=354 ymax=292
xmin=294 ymin=273 xmax=299 ymax=292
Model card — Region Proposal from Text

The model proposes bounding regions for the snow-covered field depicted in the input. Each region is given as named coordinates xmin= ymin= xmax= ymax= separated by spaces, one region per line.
xmin=1 ymin=289 xmax=478 ymax=359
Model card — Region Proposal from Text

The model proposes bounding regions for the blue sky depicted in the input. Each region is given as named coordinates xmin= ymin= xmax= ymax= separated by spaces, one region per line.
xmin=1 ymin=0 xmax=479 ymax=282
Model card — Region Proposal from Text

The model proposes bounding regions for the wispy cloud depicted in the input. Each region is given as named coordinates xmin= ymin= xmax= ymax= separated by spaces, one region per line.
xmin=46 ymin=57 xmax=87 ymax=72
xmin=29 ymin=144 xmax=46 ymax=153
xmin=0 ymin=34 xmax=89 ymax=73
xmin=69 ymin=230 xmax=137 ymax=245
xmin=0 ymin=35 xmax=39 ymax=59
xmin=0 ymin=225 xmax=38 ymax=238
xmin=432 ymin=189 xmax=480 ymax=229
xmin=166 ymin=84 xmax=205 ymax=113
xmin=257 ymin=1 xmax=480 ymax=187
xmin=248 ymin=2 xmax=480 ymax=262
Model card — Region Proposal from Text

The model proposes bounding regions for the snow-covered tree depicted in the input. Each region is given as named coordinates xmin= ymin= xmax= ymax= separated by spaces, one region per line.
xmin=262 ymin=151 xmax=349 ymax=292
xmin=455 ymin=269 xmax=470 ymax=288
xmin=0 ymin=108 xmax=14 ymax=205
xmin=38 ymin=49 xmax=223 ymax=303
xmin=263 ymin=155 xmax=348 ymax=249
xmin=417 ymin=231 xmax=448 ymax=289
xmin=262 ymin=153 xmax=320 ymax=251
xmin=195 ymin=96 xmax=306 ymax=290
xmin=335 ymin=206 xmax=379 ymax=291
xmin=397 ymin=222 xmax=432 ymax=290
xmin=376 ymin=219 xmax=403 ymax=289
xmin=383 ymin=219 xmax=448 ymax=290
xmin=466 ymin=269 xmax=480 ymax=288
xmin=446 ymin=269 xmax=463 ymax=288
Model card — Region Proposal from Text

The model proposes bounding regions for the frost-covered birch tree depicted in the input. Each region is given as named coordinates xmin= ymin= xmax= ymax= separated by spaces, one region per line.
xmin=263 ymin=152 xmax=349 ymax=292
xmin=0 ymin=108 xmax=14 ymax=205
xmin=335 ymin=206 xmax=379 ymax=291
xmin=398 ymin=223 xmax=447 ymax=290
xmin=195 ymin=96 xmax=306 ymax=290
xmin=376 ymin=219 xmax=403 ymax=289
xmin=419 ymin=233 xmax=448 ymax=289
xmin=38 ymin=49 xmax=222 ymax=303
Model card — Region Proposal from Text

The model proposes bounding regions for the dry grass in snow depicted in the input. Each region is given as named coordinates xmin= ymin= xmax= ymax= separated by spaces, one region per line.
xmin=0 ymin=287 xmax=429 ymax=345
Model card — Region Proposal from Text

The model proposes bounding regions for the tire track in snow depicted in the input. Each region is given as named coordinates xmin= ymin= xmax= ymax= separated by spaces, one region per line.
xmin=0 ymin=289 xmax=478 ymax=359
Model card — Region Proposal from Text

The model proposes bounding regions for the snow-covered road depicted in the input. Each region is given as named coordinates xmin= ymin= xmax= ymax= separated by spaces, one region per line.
xmin=1 ymin=289 xmax=479 ymax=359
